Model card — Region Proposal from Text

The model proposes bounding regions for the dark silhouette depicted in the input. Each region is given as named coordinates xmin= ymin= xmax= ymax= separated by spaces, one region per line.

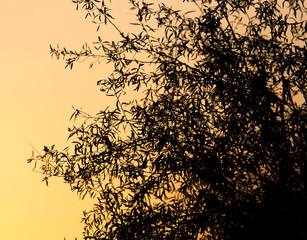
xmin=29 ymin=0 xmax=306 ymax=239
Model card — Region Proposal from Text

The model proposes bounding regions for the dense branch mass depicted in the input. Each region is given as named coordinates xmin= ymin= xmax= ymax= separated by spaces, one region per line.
xmin=30 ymin=0 xmax=306 ymax=239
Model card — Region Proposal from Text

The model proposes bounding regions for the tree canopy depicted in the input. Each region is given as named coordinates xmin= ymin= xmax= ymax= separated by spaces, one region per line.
xmin=29 ymin=0 xmax=306 ymax=239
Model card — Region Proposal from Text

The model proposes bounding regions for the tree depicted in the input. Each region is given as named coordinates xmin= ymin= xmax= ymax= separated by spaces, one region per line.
xmin=29 ymin=0 xmax=307 ymax=239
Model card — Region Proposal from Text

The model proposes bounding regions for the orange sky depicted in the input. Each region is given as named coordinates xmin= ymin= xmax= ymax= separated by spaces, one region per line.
xmin=0 ymin=1 xmax=189 ymax=239
xmin=0 ymin=0 xmax=116 ymax=239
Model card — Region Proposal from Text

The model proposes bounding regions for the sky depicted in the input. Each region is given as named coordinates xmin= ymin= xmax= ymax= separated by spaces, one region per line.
xmin=1 ymin=1 xmax=191 ymax=239
xmin=0 ymin=0 xmax=119 ymax=239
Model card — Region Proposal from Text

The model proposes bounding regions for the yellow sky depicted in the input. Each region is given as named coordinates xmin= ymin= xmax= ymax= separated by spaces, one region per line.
xmin=0 ymin=1 xmax=188 ymax=239
xmin=0 ymin=0 xmax=116 ymax=239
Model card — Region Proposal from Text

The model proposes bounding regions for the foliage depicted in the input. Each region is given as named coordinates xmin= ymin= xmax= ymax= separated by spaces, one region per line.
xmin=29 ymin=0 xmax=307 ymax=239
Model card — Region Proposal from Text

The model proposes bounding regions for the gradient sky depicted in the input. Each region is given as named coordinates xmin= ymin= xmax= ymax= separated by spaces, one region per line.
xmin=0 ymin=0 xmax=118 ymax=239
xmin=1 ymin=1 xmax=190 ymax=239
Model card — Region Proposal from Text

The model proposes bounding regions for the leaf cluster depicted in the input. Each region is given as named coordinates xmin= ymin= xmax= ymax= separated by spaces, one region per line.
xmin=29 ymin=0 xmax=307 ymax=239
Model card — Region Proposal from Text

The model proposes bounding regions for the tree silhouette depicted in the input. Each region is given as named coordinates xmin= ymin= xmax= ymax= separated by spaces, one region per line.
xmin=29 ymin=0 xmax=306 ymax=239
